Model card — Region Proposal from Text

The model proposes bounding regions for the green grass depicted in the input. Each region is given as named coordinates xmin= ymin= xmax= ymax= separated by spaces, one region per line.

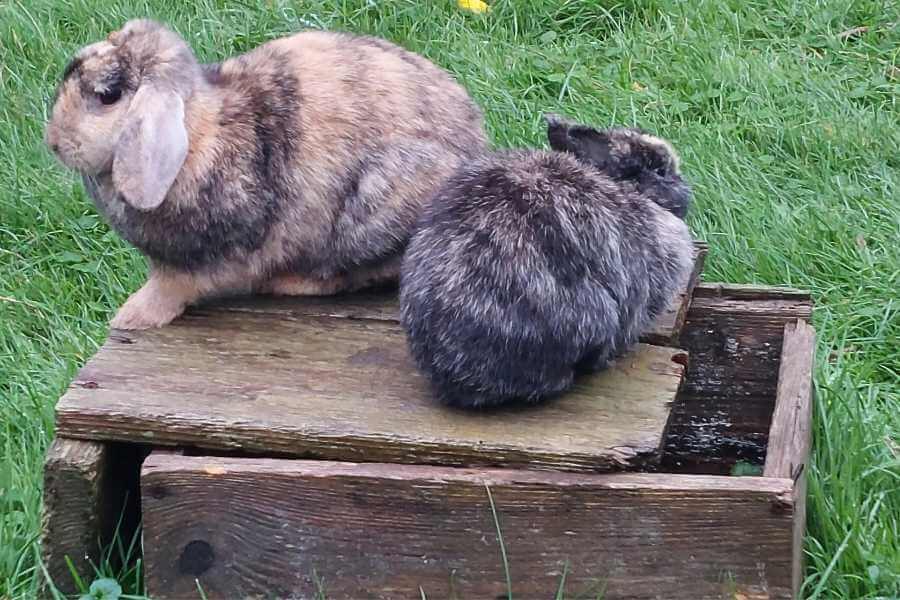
xmin=1 ymin=0 xmax=898 ymax=597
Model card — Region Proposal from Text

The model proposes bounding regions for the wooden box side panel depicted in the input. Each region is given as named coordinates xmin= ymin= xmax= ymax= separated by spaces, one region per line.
xmin=142 ymin=455 xmax=797 ymax=600
xmin=764 ymin=320 xmax=816 ymax=598
xmin=764 ymin=320 xmax=816 ymax=479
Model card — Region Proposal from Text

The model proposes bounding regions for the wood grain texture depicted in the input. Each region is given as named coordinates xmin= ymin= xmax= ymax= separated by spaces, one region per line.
xmin=764 ymin=320 xmax=816 ymax=599
xmin=693 ymin=282 xmax=812 ymax=301
xmin=42 ymin=438 xmax=108 ymax=594
xmin=788 ymin=463 xmax=809 ymax=600
xmin=41 ymin=439 xmax=146 ymax=594
xmin=141 ymin=454 xmax=797 ymax=600
xmin=196 ymin=241 xmax=708 ymax=345
xmin=56 ymin=311 xmax=686 ymax=472
xmin=764 ymin=320 xmax=816 ymax=480
xmin=662 ymin=286 xmax=813 ymax=473
xmin=642 ymin=241 xmax=708 ymax=346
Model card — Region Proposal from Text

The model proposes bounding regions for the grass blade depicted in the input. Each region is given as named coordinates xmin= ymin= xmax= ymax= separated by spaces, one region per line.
xmin=485 ymin=483 xmax=512 ymax=600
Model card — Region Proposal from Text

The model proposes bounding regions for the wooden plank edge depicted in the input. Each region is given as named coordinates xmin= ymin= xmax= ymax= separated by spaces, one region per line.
xmin=141 ymin=453 xmax=795 ymax=496
xmin=694 ymin=282 xmax=812 ymax=301
xmin=642 ymin=241 xmax=708 ymax=345
xmin=790 ymin=455 xmax=809 ymax=599
xmin=41 ymin=438 xmax=108 ymax=595
xmin=53 ymin=421 xmax=668 ymax=474
xmin=763 ymin=319 xmax=815 ymax=600
xmin=763 ymin=319 xmax=816 ymax=479
xmin=672 ymin=242 xmax=709 ymax=339
xmin=186 ymin=295 xmax=395 ymax=323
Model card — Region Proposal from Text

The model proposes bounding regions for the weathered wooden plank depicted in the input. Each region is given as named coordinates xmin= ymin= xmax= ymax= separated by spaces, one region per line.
xmin=764 ymin=320 xmax=816 ymax=599
xmin=642 ymin=241 xmax=708 ymax=345
xmin=662 ymin=286 xmax=813 ymax=473
xmin=41 ymin=438 xmax=108 ymax=594
xmin=764 ymin=320 xmax=816 ymax=479
xmin=56 ymin=311 xmax=686 ymax=472
xmin=787 ymin=467 xmax=809 ymax=600
xmin=41 ymin=439 xmax=147 ymax=594
xmin=141 ymin=455 xmax=797 ymax=600
xmin=693 ymin=282 xmax=812 ymax=301
xmin=202 ymin=241 xmax=708 ymax=345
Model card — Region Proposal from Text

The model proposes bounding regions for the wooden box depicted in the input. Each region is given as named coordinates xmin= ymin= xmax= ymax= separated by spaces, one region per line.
xmin=42 ymin=247 xmax=817 ymax=599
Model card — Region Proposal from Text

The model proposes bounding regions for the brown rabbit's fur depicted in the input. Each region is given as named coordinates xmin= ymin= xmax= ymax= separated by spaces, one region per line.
xmin=46 ymin=20 xmax=487 ymax=328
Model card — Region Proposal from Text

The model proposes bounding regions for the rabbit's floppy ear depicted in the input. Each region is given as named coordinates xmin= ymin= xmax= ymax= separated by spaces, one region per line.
xmin=112 ymin=83 xmax=188 ymax=211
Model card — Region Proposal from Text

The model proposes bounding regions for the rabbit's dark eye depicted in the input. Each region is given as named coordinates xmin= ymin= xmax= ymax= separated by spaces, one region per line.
xmin=97 ymin=88 xmax=122 ymax=106
xmin=655 ymin=167 xmax=667 ymax=177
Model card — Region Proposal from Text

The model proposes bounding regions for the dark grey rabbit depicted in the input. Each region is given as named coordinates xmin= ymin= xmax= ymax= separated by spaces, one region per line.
xmin=400 ymin=114 xmax=695 ymax=408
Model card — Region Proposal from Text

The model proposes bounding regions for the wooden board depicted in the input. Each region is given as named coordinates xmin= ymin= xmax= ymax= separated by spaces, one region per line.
xmin=693 ymin=282 xmax=812 ymax=301
xmin=41 ymin=439 xmax=146 ymax=594
xmin=764 ymin=320 xmax=816 ymax=599
xmin=199 ymin=241 xmax=707 ymax=346
xmin=41 ymin=438 xmax=109 ymax=594
xmin=642 ymin=241 xmax=708 ymax=345
xmin=55 ymin=310 xmax=686 ymax=472
xmin=764 ymin=320 xmax=816 ymax=480
xmin=141 ymin=454 xmax=797 ymax=600
xmin=661 ymin=283 xmax=813 ymax=473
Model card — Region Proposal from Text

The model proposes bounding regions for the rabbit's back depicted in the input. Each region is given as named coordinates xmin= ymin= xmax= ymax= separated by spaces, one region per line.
xmin=401 ymin=150 xmax=693 ymax=407
xmin=265 ymin=31 xmax=483 ymax=155
xmin=228 ymin=31 xmax=487 ymax=277
xmin=90 ymin=29 xmax=488 ymax=279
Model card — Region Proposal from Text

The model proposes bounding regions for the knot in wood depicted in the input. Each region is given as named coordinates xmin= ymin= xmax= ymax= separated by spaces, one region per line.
xmin=178 ymin=539 xmax=215 ymax=576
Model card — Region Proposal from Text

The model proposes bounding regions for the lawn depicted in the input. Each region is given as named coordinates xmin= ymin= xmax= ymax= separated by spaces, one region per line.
xmin=1 ymin=0 xmax=898 ymax=597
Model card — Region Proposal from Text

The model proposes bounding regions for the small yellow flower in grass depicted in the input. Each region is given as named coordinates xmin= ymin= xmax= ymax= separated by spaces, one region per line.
xmin=459 ymin=0 xmax=490 ymax=14
xmin=631 ymin=81 xmax=647 ymax=92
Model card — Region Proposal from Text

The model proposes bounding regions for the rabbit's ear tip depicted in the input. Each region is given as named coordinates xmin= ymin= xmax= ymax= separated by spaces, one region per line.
xmin=543 ymin=112 xmax=565 ymax=126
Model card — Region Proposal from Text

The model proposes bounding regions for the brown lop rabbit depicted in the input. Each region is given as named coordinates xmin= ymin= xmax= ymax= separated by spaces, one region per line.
xmin=45 ymin=19 xmax=487 ymax=329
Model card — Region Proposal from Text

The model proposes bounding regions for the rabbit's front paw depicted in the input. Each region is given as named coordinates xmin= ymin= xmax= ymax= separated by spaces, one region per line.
xmin=110 ymin=285 xmax=186 ymax=330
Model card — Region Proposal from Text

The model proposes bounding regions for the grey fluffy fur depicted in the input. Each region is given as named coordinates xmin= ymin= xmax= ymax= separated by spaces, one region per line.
xmin=400 ymin=115 xmax=695 ymax=408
